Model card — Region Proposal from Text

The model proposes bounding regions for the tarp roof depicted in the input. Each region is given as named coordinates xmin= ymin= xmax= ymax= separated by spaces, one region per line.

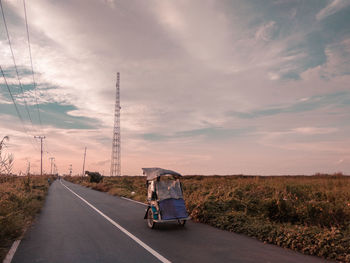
xmin=142 ymin=167 xmax=182 ymax=180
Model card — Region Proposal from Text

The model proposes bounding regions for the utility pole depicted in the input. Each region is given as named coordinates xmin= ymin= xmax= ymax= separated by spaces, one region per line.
xmin=34 ymin=136 xmax=46 ymax=176
xmin=82 ymin=146 xmax=87 ymax=176
xmin=110 ymin=72 xmax=121 ymax=176
xmin=26 ymin=161 xmax=30 ymax=176
xmin=69 ymin=164 xmax=72 ymax=176
xmin=49 ymin=157 xmax=55 ymax=175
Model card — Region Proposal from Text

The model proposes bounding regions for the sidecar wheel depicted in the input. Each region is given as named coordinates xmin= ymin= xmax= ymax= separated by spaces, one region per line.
xmin=147 ymin=209 xmax=156 ymax=229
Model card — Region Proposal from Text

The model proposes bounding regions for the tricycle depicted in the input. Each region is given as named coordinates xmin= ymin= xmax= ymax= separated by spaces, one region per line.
xmin=143 ymin=168 xmax=190 ymax=229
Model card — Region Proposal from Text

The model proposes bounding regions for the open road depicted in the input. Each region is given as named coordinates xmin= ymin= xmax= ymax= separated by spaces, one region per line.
xmin=12 ymin=180 xmax=329 ymax=263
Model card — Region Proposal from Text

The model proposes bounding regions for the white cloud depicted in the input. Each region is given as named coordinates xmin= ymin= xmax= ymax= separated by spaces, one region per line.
xmin=0 ymin=93 xmax=11 ymax=104
xmin=291 ymin=127 xmax=338 ymax=135
xmin=255 ymin=21 xmax=278 ymax=42
xmin=336 ymin=158 xmax=344 ymax=164
xmin=268 ymin=72 xmax=280 ymax=80
xmin=316 ymin=0 xmax=350 ymax=20
xmin=1 ymin=0 xmax=350 ymax=175
xmin=301 ymin=38 xmax=350 ymax=79
xmin=323 ymin=38 xmax=350 ymax=76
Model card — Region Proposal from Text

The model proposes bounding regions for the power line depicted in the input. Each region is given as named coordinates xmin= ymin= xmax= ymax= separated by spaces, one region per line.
xmin=34 ymin=135 xmax=45 ymax=176
xmin=0 ymin=0 xmax=36 ymax=132
xmin=22 ymin=0 xmax=43 ymax=131
xmin=0 ymin=66 xmax=25 ymax=125
xmin=44 ymin=139 xmax=53 ymax=155
xmin=0 ymin=65 xmax=38 ymax=151
xmin=49 ymin=156 xmax=55 ymax=175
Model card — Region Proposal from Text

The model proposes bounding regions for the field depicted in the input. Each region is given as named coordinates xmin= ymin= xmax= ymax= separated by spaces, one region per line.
xmin=65 ymin=174 xmax=350 ymax=262
xmin=0 ymin=175 xmax=54 ymax=261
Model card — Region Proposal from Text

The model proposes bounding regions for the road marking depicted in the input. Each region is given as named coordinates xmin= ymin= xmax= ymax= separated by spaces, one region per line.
xmin=121 ymin=197 xmax=147 ymax=206
xmin=3 ymin=240 xmax=21 ymax=263
xmin=60 ymin=181 xmax=171 ymax=263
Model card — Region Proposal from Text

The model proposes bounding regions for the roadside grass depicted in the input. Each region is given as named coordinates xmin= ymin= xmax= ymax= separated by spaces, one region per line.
xmin=0 ymin=175 xmax=54 ymax=261
xmin=65 ymin=175 xmax=350 ymax=262
xmin=67 ymin=176 xmax=146 ymax=202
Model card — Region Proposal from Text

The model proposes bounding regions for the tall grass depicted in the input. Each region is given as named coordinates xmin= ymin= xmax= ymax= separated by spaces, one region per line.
xmin=65 ymin=175 xmax=350 ymax=262
xmin=0 ymin=175 xmax=54 ymax=261
xmin=183 ymin=175 xmax=350 ymax=262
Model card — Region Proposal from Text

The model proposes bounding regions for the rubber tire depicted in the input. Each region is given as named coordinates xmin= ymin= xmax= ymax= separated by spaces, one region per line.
xmin=147 ymin=209 xmax=156 ymax=229
xmin=178 ymin=219 xmax=186 ymax=226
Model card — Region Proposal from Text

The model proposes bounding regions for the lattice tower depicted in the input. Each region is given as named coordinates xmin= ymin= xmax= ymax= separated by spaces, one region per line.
xmin=110 ymin=72 xmax=121 ymax=176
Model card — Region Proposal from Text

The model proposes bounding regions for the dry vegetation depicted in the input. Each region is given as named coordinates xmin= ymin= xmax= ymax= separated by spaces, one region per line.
xmin=0 ymin=175 xmax=54 ymax=261
xmin=66 ymin=174 xmax=350 ymax=262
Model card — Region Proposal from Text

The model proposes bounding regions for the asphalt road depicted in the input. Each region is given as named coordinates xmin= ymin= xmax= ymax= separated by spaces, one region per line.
xmin=12 ymin=180 xmax=329 ymax=263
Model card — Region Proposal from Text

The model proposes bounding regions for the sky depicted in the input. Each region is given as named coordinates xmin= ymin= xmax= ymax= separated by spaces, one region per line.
xmin=0 ymin=0 xmax=350 ymax=176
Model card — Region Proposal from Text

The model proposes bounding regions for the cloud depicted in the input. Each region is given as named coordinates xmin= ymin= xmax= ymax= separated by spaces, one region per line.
xmin=291 ymin=127 xmax=338 ymax=135
xmin=0 ymin=85 xmax=100 ymax=129
xmin=316 ymin=0 xmax=350 ymax=20
xmin=229 ymin=91 xmax=350 ymax=119
xmin=322 ymin=38 xmax=350 ymax=77
xmin=91 ymin=159 xmax=110 ymax=166
xmin=255 ymin=21 xmax=278 ymax=41
xmin=142 ymin=127 xmax=254 ymax=142
xmin=0 ymin=93 xmax=11 ymax=104
xmin=1 ymin=0 xmax=350 ymax=175
xmin=299 ymin=38 xmax=350 ymax=80
xmin=335 ymin=158 xmax=344 ymax=164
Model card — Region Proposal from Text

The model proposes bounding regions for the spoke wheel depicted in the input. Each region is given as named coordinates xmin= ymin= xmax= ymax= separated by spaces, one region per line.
xmin=147 ymin=208 xmax=155 ymax=229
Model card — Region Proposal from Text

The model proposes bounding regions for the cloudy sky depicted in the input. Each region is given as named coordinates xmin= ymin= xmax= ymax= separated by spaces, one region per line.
xmin=0 ymin=0 xmax=350 ymax=175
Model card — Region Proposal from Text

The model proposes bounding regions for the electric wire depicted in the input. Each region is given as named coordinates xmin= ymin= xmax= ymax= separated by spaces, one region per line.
xmin=0 ymin=66 xmax=25 ymax=126
xmin=46 ymin=141 xmax=53 ymax=155
xmin=1 ymin=0 xmax=46 ymax=171
xmin=0 ymin=0 xmax=37 ymax=133
xmin=0 ymin=65 xmax=38 ymax=151
xmin=22 ymin=0 xmax=43 ymax=131
xmin=22 ymin=0 xmax=51 ymax=166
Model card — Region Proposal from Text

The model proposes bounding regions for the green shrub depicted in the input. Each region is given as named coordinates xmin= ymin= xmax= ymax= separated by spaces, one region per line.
xmin=85 ymin=171 xmax=103 ymax=183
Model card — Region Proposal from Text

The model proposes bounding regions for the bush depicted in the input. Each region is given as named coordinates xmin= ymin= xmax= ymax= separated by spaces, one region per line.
xmin=0 ymin=175 xmax=53 ymax=261
xmin=85 ymin=171 xmax=103 ymax=183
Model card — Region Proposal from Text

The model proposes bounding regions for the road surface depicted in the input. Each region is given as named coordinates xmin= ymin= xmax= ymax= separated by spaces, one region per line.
xmin=12 ymin=180 xmax=329 ymax=263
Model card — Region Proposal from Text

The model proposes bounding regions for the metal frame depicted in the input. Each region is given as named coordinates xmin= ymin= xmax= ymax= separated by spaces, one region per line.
xmin=152 ymin=217 xmax=191 ymax=223
xmin=110 ymin=72 xmax=121 ymax=176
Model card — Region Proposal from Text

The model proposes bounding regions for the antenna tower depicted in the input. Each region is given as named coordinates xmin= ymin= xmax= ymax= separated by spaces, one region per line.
xmin=110 ymin=72 xmax=121 ymax=176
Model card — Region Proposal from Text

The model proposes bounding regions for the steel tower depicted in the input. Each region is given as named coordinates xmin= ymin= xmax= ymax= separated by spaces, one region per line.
xmin=110 ymin=72 xmax=121 ymax=176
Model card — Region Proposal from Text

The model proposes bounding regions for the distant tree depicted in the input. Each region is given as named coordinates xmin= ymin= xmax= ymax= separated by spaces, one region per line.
xmin=85 ymin=171 xmax=103 ymax=183
xmin=0 ymin=136 xmax=14 ymax=175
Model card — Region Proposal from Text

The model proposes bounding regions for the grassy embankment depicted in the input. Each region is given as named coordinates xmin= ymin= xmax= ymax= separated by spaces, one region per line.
xmin=65 ymin=175 xmax=350 ymax=262
xmin=0 ymin=175 xmax=54 ymax=261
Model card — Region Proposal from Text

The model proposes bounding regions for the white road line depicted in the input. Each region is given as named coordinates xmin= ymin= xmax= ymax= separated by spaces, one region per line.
xmin=60 ymin=181 xmax=171 ymax=263
xmin=3 ymin=240 xmax=21 ymax=263
xmin=121 ymin=197 xmax=147 ymax=206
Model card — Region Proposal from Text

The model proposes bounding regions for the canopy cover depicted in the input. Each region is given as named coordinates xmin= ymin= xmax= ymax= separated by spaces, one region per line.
xmin=142 ymin=167 xmax=182 ymax=181
xmin=157 ymin=180 xmax=183 ymax=200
